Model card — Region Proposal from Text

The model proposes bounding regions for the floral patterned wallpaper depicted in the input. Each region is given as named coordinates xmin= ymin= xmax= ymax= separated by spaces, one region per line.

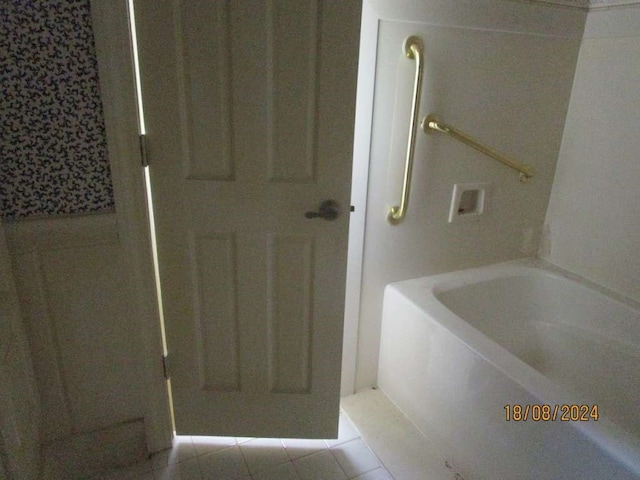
xmin=0 ymin=0 xmax=114 ymax=220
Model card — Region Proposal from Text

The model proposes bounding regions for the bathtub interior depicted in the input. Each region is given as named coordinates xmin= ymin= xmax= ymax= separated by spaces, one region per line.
xmin=433 ymin=269 xmax=640 ymax=438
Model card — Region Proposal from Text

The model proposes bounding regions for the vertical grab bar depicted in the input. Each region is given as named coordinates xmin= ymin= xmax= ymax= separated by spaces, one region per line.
xmin=388 ymin=36 xmax=424 ymax=224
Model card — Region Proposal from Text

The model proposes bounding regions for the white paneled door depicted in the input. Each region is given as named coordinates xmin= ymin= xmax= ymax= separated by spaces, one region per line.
xmin=134 ymin=0 xmax=360 ymax=437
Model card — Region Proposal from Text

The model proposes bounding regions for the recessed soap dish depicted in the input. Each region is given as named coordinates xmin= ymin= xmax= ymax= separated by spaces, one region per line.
xmin=448 ymin=182 xmax=491 ymax=223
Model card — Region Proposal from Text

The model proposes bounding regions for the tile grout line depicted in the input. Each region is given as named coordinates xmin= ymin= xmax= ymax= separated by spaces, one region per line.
xmin=329 ymin=445 xmax=352 ymax=480
xmin=235 ymin=439 xmax=253 ymax=478
xmin=338 ymin=413 xmax=395 ymax=479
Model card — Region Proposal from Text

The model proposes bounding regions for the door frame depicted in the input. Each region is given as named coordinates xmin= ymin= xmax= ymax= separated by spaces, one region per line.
xmin=341 ymin=0 xmax=378 ymax=396
xmin=90 ymin=0 xmax=172 ymax=452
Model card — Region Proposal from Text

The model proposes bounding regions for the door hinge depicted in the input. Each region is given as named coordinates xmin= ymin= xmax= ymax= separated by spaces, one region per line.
xmin=162 ymin=354 xmax=170 ymax=379
xmin=139 ymin=133 xmax=149 ymax=168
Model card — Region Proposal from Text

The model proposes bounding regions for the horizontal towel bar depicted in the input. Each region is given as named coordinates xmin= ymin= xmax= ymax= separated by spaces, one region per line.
xmin=422 ymin=115 xmax=534 ymax=181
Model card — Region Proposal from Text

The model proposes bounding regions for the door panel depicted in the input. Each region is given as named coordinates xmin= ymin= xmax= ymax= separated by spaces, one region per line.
xmin=191 ymin=232 xmax=240 ymax=392
xmin=267 ymin=234 xmax=314 ymax=394
xmin=134 ymin=0 xmax=360 ymax=437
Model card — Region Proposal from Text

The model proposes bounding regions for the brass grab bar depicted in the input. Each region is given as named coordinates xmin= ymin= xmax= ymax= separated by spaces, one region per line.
xmin=422 ymin=115 xmax=534 ymax=181
xmin=387 ymin=36 xmax=424 ymax=225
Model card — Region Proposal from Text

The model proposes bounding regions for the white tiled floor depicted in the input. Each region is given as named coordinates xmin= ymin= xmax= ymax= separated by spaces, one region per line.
xmin=95 ymin=412 xmax=393 ymax=480
xmin=94 ymin=389 xmax=462 ymax=480
xmin=341 ymin=390 xmax=460 ymax=480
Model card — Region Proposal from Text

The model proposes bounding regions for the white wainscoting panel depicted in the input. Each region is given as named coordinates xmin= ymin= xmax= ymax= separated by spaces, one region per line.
xmin=4 ymin=213 xmax=149 ymax=451
xmin=0 ymin=229 xmax=41 ymax=479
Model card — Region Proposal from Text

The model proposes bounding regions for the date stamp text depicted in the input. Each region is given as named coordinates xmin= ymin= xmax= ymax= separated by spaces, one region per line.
xmin=504 ymin=404 xmax=599 ymax=422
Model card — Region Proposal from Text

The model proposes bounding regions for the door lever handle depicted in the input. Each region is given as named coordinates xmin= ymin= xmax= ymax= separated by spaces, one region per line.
xmin=305 ymin=200 xmax=339 ymax=221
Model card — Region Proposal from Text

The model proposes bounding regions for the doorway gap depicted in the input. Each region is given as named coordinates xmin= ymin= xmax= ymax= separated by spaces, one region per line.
xmin=126 ymin=0 xmax=176 ymax=433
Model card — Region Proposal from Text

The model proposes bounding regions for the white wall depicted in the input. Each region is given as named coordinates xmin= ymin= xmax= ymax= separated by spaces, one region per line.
xmin=353 ymin=0 xmax=586 ymax=390
xmin=542 ymin=6 xmax=640 ymax=303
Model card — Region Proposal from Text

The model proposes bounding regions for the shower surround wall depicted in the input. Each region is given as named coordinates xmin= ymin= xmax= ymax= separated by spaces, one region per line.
xmin=353 ymin=0 xmax=586 ymax=391
xmin=543 ymin=5 xmax=640 ymax=303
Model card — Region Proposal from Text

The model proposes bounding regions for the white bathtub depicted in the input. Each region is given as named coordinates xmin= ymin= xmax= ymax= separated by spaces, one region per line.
xmin=378 ymin=259 xmax=640 ymax=480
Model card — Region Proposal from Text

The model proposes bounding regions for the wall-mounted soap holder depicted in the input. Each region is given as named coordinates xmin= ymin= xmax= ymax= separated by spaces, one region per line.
xmin=448 ymin=182 xmax=491 ymax=223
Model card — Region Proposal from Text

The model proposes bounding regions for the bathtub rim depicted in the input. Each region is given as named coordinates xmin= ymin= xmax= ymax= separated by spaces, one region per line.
xmin=383 ymin=257 xmax=640 ymax=475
